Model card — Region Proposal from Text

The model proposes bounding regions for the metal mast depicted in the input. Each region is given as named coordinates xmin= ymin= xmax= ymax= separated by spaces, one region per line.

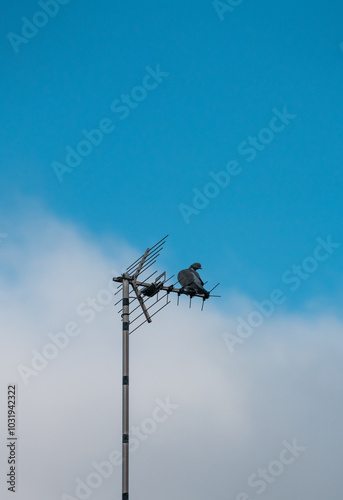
xmin=121 ymin=275 xmax=130 ymax=500
xmin=113 ymin=236 xmax=219 ymax=500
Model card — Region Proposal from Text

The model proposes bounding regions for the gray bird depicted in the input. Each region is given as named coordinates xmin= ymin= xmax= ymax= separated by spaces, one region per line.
xmin=178 ymin=263 xmax=209 ymax=298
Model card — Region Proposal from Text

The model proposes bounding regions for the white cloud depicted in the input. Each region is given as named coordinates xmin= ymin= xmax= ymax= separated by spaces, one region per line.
xmin=0 ymin=208 xmax=342 ymax=500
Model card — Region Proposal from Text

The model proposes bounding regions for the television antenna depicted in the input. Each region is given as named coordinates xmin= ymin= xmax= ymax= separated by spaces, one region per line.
xmin=113 ymin=235 xmax=220 ymax=500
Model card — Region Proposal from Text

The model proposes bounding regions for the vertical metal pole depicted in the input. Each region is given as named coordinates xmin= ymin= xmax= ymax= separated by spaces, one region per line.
xmin=122 ymin=276 xmax=130 ymax=500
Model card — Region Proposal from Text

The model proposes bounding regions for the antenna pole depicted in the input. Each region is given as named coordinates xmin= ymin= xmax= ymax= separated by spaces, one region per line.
xmin=122 ymin=274 xmax=130 ymax=500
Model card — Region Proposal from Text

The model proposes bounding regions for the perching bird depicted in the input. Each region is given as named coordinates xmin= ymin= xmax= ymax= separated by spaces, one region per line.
xmin=177 ymin=263 xmax=209 ymax=298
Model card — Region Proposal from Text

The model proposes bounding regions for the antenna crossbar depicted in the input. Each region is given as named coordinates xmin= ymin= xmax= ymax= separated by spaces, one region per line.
xmin=113 ymin=275 xmax=218 ymax=300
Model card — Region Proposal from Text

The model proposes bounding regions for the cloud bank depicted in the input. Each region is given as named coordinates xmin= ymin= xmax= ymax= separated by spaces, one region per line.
xmin=0 ymin=207 xmax=342 ymax=500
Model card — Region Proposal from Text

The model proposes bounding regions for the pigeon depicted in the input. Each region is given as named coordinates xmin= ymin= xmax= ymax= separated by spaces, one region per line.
xmin=177 ymin=263 xmax=210 ymax=298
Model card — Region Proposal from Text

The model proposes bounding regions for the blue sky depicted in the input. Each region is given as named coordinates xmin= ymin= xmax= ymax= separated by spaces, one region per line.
xmin=2 ymin=4 xmax=343 ymax=500
xmin=1 ymin=0 xmax=343 ymax=310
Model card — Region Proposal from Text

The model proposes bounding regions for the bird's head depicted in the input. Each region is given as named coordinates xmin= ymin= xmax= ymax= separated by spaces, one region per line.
xmin=190 ymin=262 xmax=202 ymax=271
